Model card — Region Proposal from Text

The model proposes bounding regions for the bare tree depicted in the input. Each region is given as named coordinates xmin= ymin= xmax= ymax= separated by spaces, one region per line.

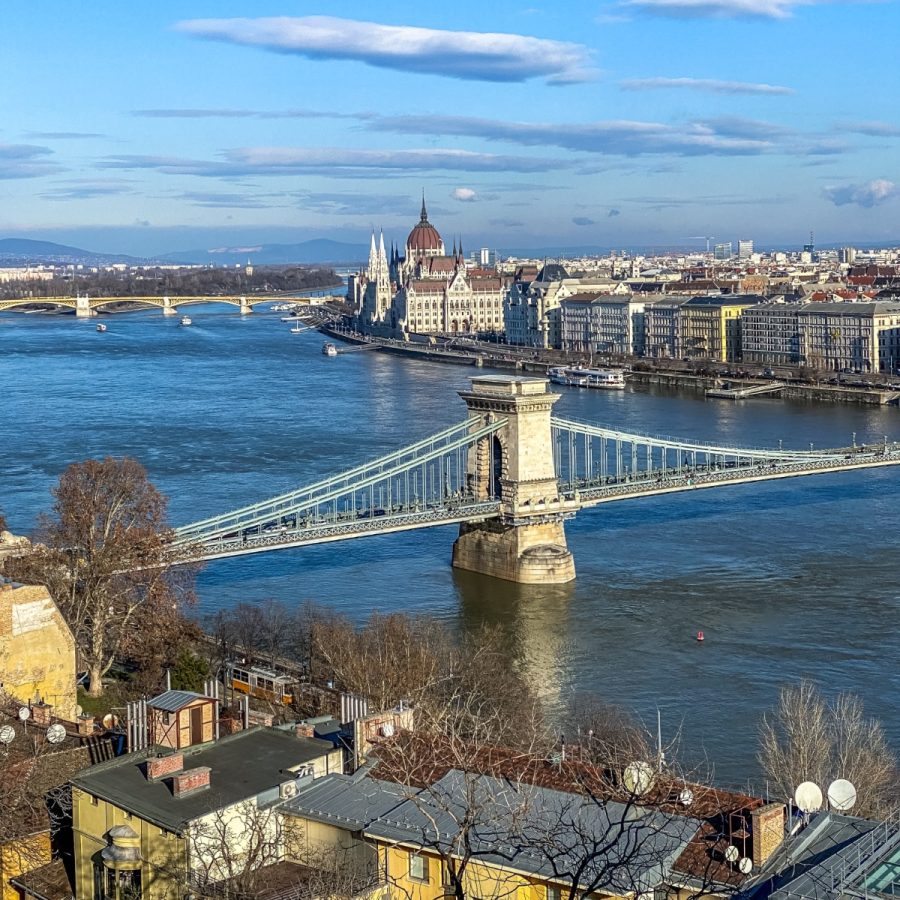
xmin=759 ymin=680 xmax=899 ymax=818
xmin=3 ymin=457 xmax=195 ymax=696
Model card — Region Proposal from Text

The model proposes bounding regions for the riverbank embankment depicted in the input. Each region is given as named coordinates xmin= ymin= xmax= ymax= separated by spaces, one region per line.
xmin=320 ymin=325 xmax=900 ymax=407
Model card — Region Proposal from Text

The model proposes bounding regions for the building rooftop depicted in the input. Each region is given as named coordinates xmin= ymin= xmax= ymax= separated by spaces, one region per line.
xmin=147 ymin=689 xmax=210 ymax=713
xmin=286 ymin=768 xmax=701 ymax=894
xmin=70 ymin=727 xmax=334 ymax=833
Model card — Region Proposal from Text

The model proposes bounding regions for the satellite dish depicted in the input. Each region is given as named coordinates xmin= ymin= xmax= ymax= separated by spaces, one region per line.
xmin=75 ymin=705 xmax=83 ymax=717
xmin=0 ymin=725 xmax=15 ymax=745
xmin=102 ymin=714 xmax=119 ymax=730
xmin=18 ymin=707 xmax=30 ymax=721
xmin=623 ymin=761 xmax=655 ymax=796
xmin=679 ymin=788 xmax=694 ymax=807
xmin=794 ymin=781 xmax=824 ymax=813
xmin=46 ymin=723 xmax=67 ymax=744
xmin=738 ymin=857 xmax=754 ymax=875
xmin=827 ymin=778 xmax=858 ymax=811
xmin=725 ymin=845 xmax=740 ymax=863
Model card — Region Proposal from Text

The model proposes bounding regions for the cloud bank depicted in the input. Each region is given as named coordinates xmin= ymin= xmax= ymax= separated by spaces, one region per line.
xmin=0 ymin=143 xmax=57 ymax=179
xmin=175 ymin=16 xmax=595 ymax=84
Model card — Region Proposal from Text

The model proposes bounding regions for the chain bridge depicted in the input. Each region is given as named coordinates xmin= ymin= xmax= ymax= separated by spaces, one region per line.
xmin=0 ymin=295 xmax=268 ymax=316
xmin=173 ymin=375 xmax=900 ymax=583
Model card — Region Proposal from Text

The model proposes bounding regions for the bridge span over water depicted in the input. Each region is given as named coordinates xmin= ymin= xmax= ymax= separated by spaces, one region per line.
xmin=0 ymin=294 xmax=274 ymax=316
xmin=173 ymin=375 xmax=900 ymax=583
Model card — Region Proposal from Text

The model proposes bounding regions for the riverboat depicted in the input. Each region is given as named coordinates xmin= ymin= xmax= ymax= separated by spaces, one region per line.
xmin=96 ymin=323 xmax=107 ymax=332
xmin=322 ymin=342 xmax=338 ymax=357
xmin=549 ymin=366 xmax=625 ymax=389
xmin=180 ymin=315 xmax=192 ymax=326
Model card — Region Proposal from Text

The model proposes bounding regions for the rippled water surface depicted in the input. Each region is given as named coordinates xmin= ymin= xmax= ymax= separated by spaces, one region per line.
xmin=3 ymin=307 xmax=899 ymax=785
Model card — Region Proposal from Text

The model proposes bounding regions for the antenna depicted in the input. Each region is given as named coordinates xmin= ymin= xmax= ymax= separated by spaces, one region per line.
xmin=738 ymin=857 xmax=754 ymax=875
xmin=46 ymin=723 xmax=67 ymax=744
xmin=623 ymin=760 xmax=655 ymax=796
xmin=0 ymin=725 xmax=15 ymax=745
xmin=827 ymin=779 xmax=857 ymax=811
xmin=18 ymin=707 xmax=30 ymax=721
xmin=794 ymin=781 xmax=824 ymax=813
xmin=725 ymin=845 xmax=740 ymax=863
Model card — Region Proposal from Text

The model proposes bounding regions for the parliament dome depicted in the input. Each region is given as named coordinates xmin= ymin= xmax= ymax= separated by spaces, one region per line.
xmin=406 ymin=197 xmax=444 ymax=255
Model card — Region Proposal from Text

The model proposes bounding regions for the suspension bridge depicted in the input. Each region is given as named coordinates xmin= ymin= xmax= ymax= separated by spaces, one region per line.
xmin=172 ymin=375 xmax=900 ymax=583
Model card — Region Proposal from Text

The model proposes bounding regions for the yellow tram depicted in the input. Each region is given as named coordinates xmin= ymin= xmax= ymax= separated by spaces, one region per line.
xmin=228 ymin=662 xmax=295 ymax=705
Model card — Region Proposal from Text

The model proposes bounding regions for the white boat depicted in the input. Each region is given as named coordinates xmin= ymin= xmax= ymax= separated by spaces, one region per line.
xmin=290 ymin=323 xmax=308 ymax=334
xmin=96 ymin=323 xmax=107 ymax=333
xmin=180 ymin=315 xmax=192 ymax=326
xmin=549 ymin=365 xmax=625 ymax=389
xmin=322 ymin=342 xmax=338 ymax=357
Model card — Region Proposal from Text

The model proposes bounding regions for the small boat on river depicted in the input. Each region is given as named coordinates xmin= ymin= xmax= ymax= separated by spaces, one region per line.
xmin=96 ymin=323 xmax=107 ymax=333
xmin=322 ymin=342 xmax=338 ymax=357
xmin=180 ymin=315 xmax=192 ymax=326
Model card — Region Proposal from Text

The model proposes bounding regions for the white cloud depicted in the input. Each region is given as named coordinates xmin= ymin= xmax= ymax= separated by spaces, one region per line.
xmin=452 ymin=187 xmax=478 ymax=202
xmin=175 ymin=16 xmax=596 ymax=84
xmin=621 ymin=76 xmax=794 ymax=95
xmin=619 ymin=0 xmax=819 ymax=18
xmin=823 ymin=179 xmax=898 ymax=208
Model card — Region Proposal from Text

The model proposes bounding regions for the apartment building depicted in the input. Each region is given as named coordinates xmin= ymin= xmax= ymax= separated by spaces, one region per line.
xmin=643 ymin=298 xmax=691 ymax=359
xmin=559 ymin=293 xmax=650 ymax=356
xmin=678 ymin=295 xmax=762 ymax=363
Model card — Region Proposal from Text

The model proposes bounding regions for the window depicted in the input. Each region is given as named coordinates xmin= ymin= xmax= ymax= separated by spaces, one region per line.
xmin=409 ymin=853 xmax=430 ymax=883
xmin=547 ymin=887 xmax=561 ymax=900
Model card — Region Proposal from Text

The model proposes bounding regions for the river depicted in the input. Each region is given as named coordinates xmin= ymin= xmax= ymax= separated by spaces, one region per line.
xmin=2 ymin=305 xmax=899 ymax=788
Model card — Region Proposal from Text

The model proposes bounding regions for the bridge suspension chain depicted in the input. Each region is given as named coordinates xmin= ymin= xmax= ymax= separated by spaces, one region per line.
xmin=173 ymin=417 xmax=505 ymax=551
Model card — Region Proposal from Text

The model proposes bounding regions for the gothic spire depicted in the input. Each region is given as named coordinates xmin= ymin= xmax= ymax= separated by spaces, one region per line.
xmin=420 ymin=190 xmax=428 ymax=223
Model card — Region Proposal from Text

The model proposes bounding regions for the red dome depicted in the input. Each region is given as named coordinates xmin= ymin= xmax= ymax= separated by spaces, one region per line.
xmin=406 ymin=197 xmax=443 ymax=254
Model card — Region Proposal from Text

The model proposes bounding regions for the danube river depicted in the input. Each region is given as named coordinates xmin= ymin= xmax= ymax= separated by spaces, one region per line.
xmin=3 ymin=306 xmax=900 ymax=787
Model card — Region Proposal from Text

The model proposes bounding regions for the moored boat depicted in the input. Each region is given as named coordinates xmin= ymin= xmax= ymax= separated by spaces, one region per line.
xmin=322 ymin=341 xmax=338 ymax=357
xmin=549 ymin=365 xmax=625 ymax=388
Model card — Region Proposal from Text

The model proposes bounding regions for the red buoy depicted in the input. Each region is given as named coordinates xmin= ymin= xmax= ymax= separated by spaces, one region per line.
xmin=696 ymin=631 xmax=705 ymax=642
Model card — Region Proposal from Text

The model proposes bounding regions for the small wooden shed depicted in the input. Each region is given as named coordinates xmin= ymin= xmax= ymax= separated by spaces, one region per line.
xmin=147 ymin=690 xmax=216 ymax=750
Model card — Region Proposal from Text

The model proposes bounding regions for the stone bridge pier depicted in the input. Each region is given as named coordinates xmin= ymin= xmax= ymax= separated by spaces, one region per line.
xmin=75 ymin=295 xmax=93 ymax=318
xmin=452 ymin=375 xmax=577 ymax=584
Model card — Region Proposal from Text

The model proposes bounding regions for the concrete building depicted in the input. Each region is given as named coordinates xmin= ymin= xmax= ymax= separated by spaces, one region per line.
xmin=0 ymin=578 xmax=77 ymax=721
xmin=738 ymin=239 xmax=754 ymax=260
xmin=679 ymin=295 xmax=762 ymax=363
xmin=798 ymin=301 xmax=900 ymax=373
xmin=643 ymin=298 xmax=691 ymax=359
xmin=741 ymin=302 xmax=803 ymax=366
xmin=559 ymin=293 xmax=649 ymax=357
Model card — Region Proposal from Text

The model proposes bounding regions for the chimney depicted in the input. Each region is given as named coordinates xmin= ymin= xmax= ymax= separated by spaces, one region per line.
xmin=146 ymin=753 xmax=184 ymax=781
xmin=31 ymin=702 xmax=53 ymax=726
xmin=751 ymin=802 xmax=786 ymax=868
xmin=295 ymin=723 xmax=316 ymax=739
xmin=172 ymin=767 xmax=211 ymax=797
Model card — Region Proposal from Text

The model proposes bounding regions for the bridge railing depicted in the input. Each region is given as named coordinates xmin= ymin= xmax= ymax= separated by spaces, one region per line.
xmin=173 ymin=418 xmax=505 ymax=548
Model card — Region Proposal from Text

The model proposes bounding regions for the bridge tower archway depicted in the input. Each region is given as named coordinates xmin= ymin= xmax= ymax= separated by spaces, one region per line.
xmin=453 ymin=375 xmax=575 ymax=584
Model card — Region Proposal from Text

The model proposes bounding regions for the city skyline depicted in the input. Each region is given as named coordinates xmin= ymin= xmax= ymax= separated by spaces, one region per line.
xmin=2 ymin=0 xmax=898 ymax=256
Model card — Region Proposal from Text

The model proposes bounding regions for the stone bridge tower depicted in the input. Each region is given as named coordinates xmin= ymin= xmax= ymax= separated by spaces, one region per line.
xmin=452 ymin=376 xmax=576 ymax=584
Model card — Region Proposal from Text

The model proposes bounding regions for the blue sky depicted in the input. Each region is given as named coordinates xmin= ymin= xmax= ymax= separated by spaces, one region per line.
xmin=2 ymin=1 xmax=898 ymax=255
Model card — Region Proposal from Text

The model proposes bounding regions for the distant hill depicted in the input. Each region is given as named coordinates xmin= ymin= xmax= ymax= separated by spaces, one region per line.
xmin=0 ymin=238 xmax=146 ymax=265
xmin=160 ymin=239 xmax=369 ymax=266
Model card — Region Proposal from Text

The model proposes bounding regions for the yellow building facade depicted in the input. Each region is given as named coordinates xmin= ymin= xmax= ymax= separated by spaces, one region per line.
xmin=0 ymin=832 xmax=52 ymax=900
xmin=678 ymin=298 xmax=758 ymax=363
xmin=0 ymin=580 xmax=77 ymax=720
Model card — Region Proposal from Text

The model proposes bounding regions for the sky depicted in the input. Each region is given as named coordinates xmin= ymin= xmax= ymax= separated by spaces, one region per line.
xmin=2 ymin=1 xmax=899 ymax=256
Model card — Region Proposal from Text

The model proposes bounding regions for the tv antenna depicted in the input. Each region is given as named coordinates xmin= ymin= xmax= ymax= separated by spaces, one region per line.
xmin=46 ymin=723 xmax=67 ymax=744
xmin=827 ymin=778 xmax=857 ymax=811
xmin=623 ymin=760 xmax=655 ymax=796
xmin=794 ymin=781 xmax=824 ymax=813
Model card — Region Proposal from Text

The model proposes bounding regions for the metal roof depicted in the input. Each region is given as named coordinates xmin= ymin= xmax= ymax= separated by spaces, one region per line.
xmin=147 ymin=690 xmax=209 ymax=712
xmin=285 ymin=769 xmax=700 ymax=894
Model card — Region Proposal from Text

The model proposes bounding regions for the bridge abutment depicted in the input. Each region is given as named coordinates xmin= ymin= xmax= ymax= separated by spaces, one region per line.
xmin=452 ymin=376 xmax=576 ymax=584
xmin=75 ymin=295 xmax=93 ymax=318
